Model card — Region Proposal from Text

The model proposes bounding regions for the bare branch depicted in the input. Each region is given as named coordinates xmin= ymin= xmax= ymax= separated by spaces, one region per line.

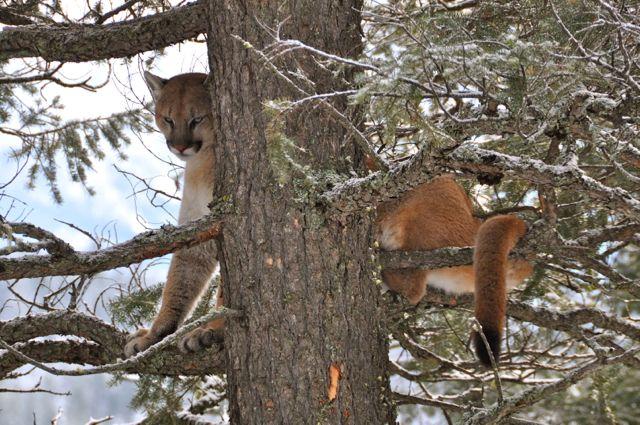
xmin=0 ymin=2 xmax=207 ymax=62
xmin=0 ymin=211 xmax=224 ymax=280
xmin=2 ymin=221 xmax=74 ymax=256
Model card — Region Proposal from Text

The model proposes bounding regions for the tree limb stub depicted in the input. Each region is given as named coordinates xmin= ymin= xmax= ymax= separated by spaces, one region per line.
xmin=0 ymin=2 xmax=207 ymax=62
xmin=0 ymin=212 xmax=223 ymax=280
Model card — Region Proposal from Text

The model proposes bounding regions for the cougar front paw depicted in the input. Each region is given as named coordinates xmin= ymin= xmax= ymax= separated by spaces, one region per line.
xmin=124 ymin=328 xmax=159 ymax=357
xmin=178 ymin=327 xmax=224 ymax=353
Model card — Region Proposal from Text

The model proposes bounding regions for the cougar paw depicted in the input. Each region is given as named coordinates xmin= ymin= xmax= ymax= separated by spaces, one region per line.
xmin=179 ymin=327 xmax=223 ymax=353
xmin=124 ymin=328 xmax=158 ymax=357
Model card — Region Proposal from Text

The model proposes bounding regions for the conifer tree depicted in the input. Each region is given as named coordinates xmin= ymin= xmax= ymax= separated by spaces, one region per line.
xmin=0 ymin=1 xmax=638 ymax=423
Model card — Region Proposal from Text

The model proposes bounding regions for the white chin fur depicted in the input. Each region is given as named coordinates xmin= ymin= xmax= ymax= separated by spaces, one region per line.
xmin=169 ymin=146 xmax=199 ymax=160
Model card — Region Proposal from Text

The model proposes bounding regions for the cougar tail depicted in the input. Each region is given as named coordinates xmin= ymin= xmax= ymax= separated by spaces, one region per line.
xmin=472 ymin=215 xmax=527 ymax=367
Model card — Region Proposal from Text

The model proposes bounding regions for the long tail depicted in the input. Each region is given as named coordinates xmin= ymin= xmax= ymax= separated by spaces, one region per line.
xmin=472 ymin=215 xmax=527 ymax=366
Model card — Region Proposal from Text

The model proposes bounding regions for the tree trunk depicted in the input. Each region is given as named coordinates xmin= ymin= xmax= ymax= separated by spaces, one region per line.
xmin=205 ymin=1 xmax=394 ymax=423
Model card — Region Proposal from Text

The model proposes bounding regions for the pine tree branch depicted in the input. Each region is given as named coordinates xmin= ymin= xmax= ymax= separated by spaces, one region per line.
xmin=463 ymin=346 xmax=640 ymax=425
xmin=0 ymin=7 xmax=34 ymax=25
xmin=377 ymin=222 xmax=639 ymax=270
xmin=446 ymin=145 xmax=640 ymax=219
xmin=379 ymin=246 xmax=476 ymax=270
xmin=0 ymin=310 xmax=123 ymax=349
xmin=0 ymin=2 xmax=207 ymax=62
xmin=0 ymin=339 xmax=225 ymax=377
xmin=2 ymin=221 xmax=74 ymax=256
xmin=322 ymin=142 xmax=444 ymax=217
xmin=392 ymin=391 xmax=464 ymax=411
xmin=507 ymin=303 xmax=640 ymax=343
xmin=322 ymin=143 xmax=640 ymax=220
xmin=0 ymin=211 xmax=223 ymax=280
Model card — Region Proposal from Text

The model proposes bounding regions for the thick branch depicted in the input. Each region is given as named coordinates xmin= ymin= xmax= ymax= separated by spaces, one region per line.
xmin=378 ymin=221 xmax=640 ymax=270
xmin=379 ymin=246 xmax=475 ymax=269
xmin=0 ymin=339 xmax=225 ymax=377
xmin=322 ymin=144 xmax=444 ymax=216
xmin=0 ymin=8 xmax=34 ymax=25
xmin=0 ymin=212 xmax=223 ymax=280
xmin=0 ymin=311 xmax=124 ymax=350
xmin=0 ymin=310 xmax=232 ymax=378
xmin=447 ymin=145 xmax=640 ymax=219
xmin=0 ymin=2 xmax=207 ymax=62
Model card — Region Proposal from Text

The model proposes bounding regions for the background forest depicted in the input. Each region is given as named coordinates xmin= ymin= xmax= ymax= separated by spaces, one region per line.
xmin=0 ymin=0 xmax=639 ymax=424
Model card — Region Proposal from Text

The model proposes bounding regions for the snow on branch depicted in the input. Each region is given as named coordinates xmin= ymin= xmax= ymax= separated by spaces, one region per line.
xmin=0 ymin=309 xmax=239 ymax=378
xmin=321 ymin=142 xmax=445 ymax=216
xmin=322 ymin=143 xmax=640 ymax=219
xmin=0 ymin=211 xmax=224 ymax=280
xmin=447 ymin=145 xmax=640 ymax=219
xmin=0 ymin=310 xmax=122 ymax=348
xmin=464 ymin=346 xmax=640 ymax=425
xmin=387 ymin=285 xmax=640 ymax=421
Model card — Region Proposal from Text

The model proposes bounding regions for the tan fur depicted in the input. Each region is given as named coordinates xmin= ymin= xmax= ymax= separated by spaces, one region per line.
xmin=474 ymin=215 xmax=529 ymax=329
xmin=124 ymin=72 xmax=223 ymax=357
xmin=124 ymin=72 xmax=532 ymax=364
xmin=376 ymin=176 xmax=532 ymax=365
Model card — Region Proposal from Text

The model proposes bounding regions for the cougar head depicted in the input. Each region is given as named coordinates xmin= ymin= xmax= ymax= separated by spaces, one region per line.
xmin=144 ymin=71 xmax=212 ymax=161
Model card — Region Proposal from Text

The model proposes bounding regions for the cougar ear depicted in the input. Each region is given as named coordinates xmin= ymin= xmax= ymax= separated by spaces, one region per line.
xmin=143 ymin=71 xmax=167 ymax=102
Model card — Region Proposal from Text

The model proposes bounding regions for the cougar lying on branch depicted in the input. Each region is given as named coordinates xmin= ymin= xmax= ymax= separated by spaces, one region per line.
xmin=124 ymin=72 xmax=532 ymax=366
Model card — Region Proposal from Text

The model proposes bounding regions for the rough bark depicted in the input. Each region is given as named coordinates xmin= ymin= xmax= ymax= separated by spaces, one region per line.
xmin=0 ymin=2 xmax=207 ymax=62
xmin=206 ymin=1 xmax=394 ymax=423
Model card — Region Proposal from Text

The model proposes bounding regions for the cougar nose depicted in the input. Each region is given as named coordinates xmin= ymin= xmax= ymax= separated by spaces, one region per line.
xmin=167 ymin=140 xmax=188 ymax=153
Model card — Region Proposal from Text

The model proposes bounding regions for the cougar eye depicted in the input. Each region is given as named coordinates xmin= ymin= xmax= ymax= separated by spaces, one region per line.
xmin=163 ymin=117 xmax=174 ymax=127
xmin=189 ymin=116 xmax=205 ymax=129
